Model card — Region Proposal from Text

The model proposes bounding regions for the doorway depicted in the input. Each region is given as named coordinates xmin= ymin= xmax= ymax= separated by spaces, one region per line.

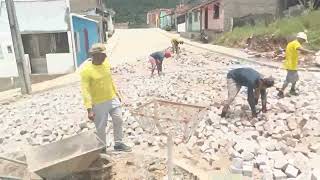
xmin=204 ymin=7 xmax=208 ymax=29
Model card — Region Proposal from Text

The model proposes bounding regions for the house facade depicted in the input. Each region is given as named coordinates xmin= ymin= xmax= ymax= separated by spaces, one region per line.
xmin=175 ymin=5 xmax=191 ymax=33
xmin=199 ymin=0 xmax=280 ymax=32
xmin=69 ymin=0 xmax=111 ymax=42
xmin=159 ymin=9 xmax=174 ymax=29
xmin=147 ymin=9 xmax=160 ymax=28
xmin=0 ymin=0 xmax=101 ymax=77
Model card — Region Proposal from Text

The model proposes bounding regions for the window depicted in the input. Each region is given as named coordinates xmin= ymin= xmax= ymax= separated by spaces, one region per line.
xmin=194 ymin=11 xmax=198 ymax=22
xmin=7 ymin=46 xmax=13 ymax=53
xmin=177 ymin=15 xmax=185 ymax=24
xmin=214 ymin=3 xmax=220 ymax=19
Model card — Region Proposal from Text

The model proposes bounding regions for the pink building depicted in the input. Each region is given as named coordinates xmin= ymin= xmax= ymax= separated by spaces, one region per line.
xmin=188 ymin=0 xmax=280 ymax=33
xmin=147 ymin=9 xmax=160 ymax=28
xmin=200 ymin=0 xmax=224 ymax=32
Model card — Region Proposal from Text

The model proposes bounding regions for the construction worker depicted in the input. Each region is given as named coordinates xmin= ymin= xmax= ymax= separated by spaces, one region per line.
xmin=148 ymin=49 xmax=172 ymax=76
xmin=80 ymin=43 xmax=131 ymax=152
xmin=171 ymin=38 xmax=184 ymax=54
xmin=277 ymin=32 xmax=316 ymax=98
xmin=221 ymin=68 xmax=275 ymax=118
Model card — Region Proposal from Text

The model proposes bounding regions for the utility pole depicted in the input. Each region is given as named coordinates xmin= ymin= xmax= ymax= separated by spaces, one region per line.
xmin=5 ymin=0 xmax=31 ymax=94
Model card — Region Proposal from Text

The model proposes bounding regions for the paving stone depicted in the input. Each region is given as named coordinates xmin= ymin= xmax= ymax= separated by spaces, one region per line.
xmin=230 ymin=165 xmax=242 ymax=174
xmin=309 ymin=143 xmax=320 ymax=153
xmin=274 ymin=158 xmax=288 ymax=170
xmin=312 ymin=169 xmax=320 ymax=180
xmin=273 ymin=169 xmax=287 ymax=180
xmin=79 ymin=122 xmax=88 ymax=129
xmin=285 ymin=164 xmax=299 ymax=178
xmin=232 ymin=157 xmax=243 ymax=169
xmin=242 ymin=151 xmax=254 ymax=161
xmin=242 ymin=164 xmax=253 ymax=177
xmin=288 ymin=119 xmax=298 ymax=130
xmin=42 ymin=129 xmax=52 ymax=136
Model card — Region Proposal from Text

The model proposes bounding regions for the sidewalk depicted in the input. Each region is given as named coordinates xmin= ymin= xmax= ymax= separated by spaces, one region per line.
xmin=0 ymin=33 xmax=120 ymax=104
xmin=158 ymin=29 xmax=320 ymax=72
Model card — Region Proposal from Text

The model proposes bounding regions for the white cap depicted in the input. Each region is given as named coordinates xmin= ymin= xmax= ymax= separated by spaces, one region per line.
xmin=297 ymin=32 xmax=308 ymax=42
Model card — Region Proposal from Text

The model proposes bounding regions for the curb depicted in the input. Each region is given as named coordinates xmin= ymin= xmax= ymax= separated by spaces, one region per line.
xmin=157 ymin=29 xmax=320 ymax=73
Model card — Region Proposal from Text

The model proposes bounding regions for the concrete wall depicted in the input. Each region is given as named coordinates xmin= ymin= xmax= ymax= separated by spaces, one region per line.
xmin=70 ymin=0 xmax=99 ymax=13
xmin=223 ymin=0 xmax=279 ymax=31
xmin=46 ymin=53 xmax=74 ymax=74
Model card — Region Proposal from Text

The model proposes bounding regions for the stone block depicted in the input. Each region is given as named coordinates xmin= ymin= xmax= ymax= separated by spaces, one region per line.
xmin=309 ymin=143 xmax=320 ymax=153
xmin=273 ymin=169 xmax=287 ymax=180
xmin=274 ymin=158 xmax=288 ymax=170
xmin=263 ymin=172 xmax=274 ymax=180
xmin=285 ymin=164 xmax=299 ymax=178
xmin=256 ymin=154 xmax=268 ymax=167
xmin=242 ymin=151 xmax=255 ymax=161
xmin=312 ymin=169 xmax=320 ymax=180
xmin=232 ymin=157 xmax=243 ymax=169
xmin=243 ymin=164 xmax=253 ymax=177
xmin=230 ymin=165 xmax=242 ymax=174
xmin=268 ymin=151 xmax=285 ymax=161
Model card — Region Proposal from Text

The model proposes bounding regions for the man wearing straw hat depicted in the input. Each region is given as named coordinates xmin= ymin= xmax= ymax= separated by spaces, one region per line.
xmin=277 ymin=32 xmax=316 ymax=98
xmin=80 ymin=43 xmax=131 ymax=152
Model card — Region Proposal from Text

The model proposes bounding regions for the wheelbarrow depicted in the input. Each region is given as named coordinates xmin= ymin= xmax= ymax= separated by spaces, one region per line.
xmin=24 ymin=130 xmax=105 ymax=179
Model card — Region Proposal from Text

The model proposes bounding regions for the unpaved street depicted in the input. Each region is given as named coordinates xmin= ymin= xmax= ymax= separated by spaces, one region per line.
xmin=1 ymin=29 xmax=320 ymax=179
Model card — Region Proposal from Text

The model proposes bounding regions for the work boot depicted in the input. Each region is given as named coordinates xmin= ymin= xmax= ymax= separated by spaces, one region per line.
xmin=114 ymin=142 xmax=132 ymax=152
xmin=290 ymin=89 xmax=299 ymax=96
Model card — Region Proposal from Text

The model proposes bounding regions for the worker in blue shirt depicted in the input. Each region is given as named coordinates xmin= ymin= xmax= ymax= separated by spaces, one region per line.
xmin=221 ymin=68 xmax=275 ymax=118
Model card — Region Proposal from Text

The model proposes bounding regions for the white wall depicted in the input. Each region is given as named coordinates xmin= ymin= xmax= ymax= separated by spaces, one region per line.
xmin=0 ymin=53 xmax=31 ymax=77
xmin=46 ymin=53 xmax=74 ymax=74
xmin=178 ymin=23 xmax=186 ymax=33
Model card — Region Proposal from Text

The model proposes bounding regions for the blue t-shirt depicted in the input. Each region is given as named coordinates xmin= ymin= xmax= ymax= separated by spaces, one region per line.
xmin=150 ymin=51 xmax=165 ymax=61
xmin=227 ymin=68 xmax=265 ymax=114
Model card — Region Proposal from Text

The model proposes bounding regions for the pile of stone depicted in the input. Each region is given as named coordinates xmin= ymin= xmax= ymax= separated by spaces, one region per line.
xmin=1 ymin=48 xmax=319 ymax=180
xmin=0 ymin=84 xmax=91 ymax=154
xmin=116 ymin=50 xmax=320 ymax=179
xmin=111 ymin=63 xmax=136 ymax=75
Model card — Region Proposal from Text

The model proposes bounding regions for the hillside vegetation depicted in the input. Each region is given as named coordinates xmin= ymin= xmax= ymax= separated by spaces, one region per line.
xmin=107 ymin=0 xmax=179 ymax=25
xmin=217 ymin=10 xmax=320 ymax=50
xmin=107 ymin=0 xmax=199 ymax=25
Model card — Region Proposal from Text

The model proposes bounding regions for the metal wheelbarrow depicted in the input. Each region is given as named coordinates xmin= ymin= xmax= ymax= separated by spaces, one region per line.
xmin=24 ymin=130 xmax=105 ymax=180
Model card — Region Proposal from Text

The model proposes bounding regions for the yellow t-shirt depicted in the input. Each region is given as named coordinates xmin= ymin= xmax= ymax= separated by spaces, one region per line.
xmin=284 ymin=40 xmax=302 ymax=70
xmin=80 ymin=58 xmax=117 ymax=109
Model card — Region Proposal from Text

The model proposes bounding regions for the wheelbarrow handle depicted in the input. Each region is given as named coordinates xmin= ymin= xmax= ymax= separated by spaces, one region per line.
xmin=0 ymin=175 xmax=23 ymax=180
xmin=0 ymin=156 xmax=27 ymax=166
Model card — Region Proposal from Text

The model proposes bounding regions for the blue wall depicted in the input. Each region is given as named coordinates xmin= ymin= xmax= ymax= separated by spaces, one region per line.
xmin=72 ymin=16 xmax=99 ymax=67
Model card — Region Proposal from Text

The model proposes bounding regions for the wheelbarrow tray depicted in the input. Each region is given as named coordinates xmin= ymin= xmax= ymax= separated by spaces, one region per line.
xmin=25 ymin=131 xmax=105 ymax=179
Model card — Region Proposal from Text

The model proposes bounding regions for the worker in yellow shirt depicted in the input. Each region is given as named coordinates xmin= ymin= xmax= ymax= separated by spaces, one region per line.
xmin=80 ymin=43 xmax=131 ymax=152
xmin=171 ymin=38 xmax=184 ymax=54
xmin=277 ymin=32 xmax=316 ymax=98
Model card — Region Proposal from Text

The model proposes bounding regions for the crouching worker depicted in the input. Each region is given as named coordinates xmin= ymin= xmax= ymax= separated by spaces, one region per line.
xmin=80 ymin=43 xmax=131 ymax=152
xmin=171 ymin=38 xmax=184 ymax=54
xmin=148 ymin=49 xmax=172 ymax=77
xmin=221 ymin=68 xmax=275 ymax=118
